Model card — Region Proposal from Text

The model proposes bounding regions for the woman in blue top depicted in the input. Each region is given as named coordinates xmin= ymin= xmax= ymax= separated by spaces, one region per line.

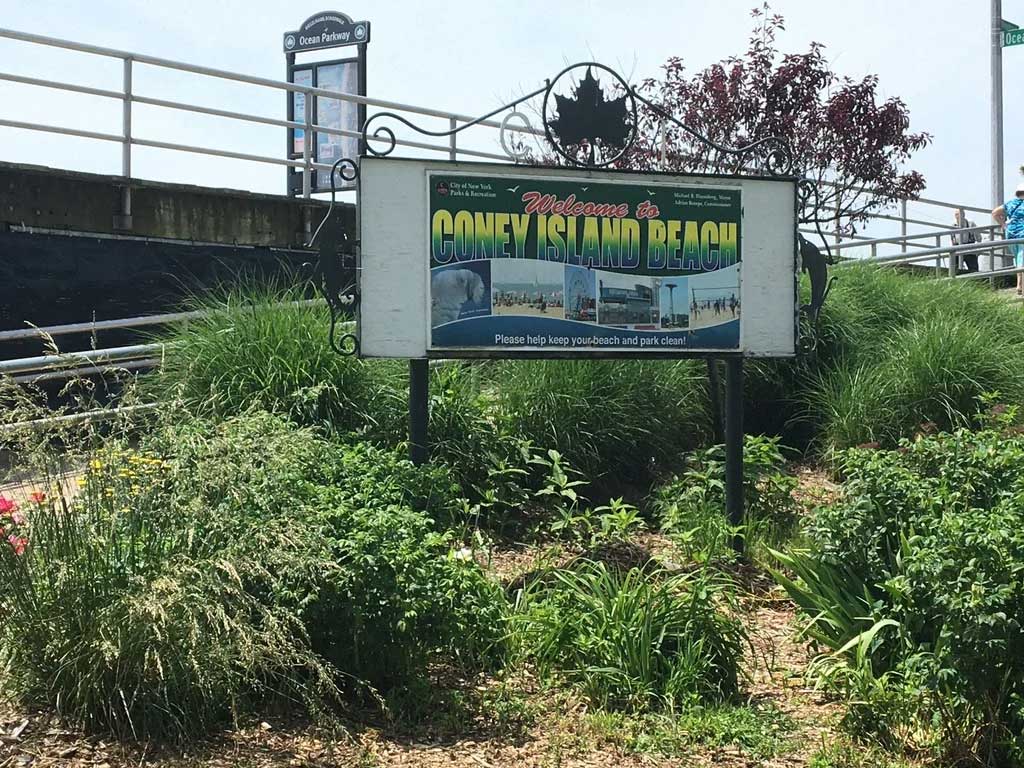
xmin=993 ymin=182 xmax=1024 ymax=295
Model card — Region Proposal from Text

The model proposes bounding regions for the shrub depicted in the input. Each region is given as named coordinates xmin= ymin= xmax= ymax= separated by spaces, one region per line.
xmin=148 ymin=412 xmax=508 ymax=691
xmin=510 ymin=559 xmax=744 ymax=712
xmin=774 ymin=428 xmax=1024 ymax=764
xmin=0 ymin=412 xmax=508 ymax=738
xmin=141 ymin=281 xmax=405 ymax=436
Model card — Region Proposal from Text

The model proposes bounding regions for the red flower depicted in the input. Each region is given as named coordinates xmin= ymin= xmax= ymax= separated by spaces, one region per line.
xmin=7 ymin=533 xmax=26 ymax=556
xmin=29 ymin=491 xmax=46 ymax=504
xmin=0 ymin=497 xmax=16 ymax=515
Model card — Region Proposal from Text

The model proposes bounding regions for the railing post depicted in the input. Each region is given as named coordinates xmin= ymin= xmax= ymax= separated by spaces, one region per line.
xmin=935 ymin=234 xmax=942 ymax=277
xmin=901 ymin=199 xmax=909 ymax=253
xmin=871 ymin=242 xmax=877 ymax=261
xmin=834 ymin=196 xmax=841 ymax=247
xmin=449 ymin=117 xmax=457 ymax=161
xmin=302 ymin=94 xmax=312 ymax=199
xmin=115 ymin=56 xmax=133 ymax=230
xmin=946 ymin=231 xmax=954 ymax=280
xmin=990 ymin=227 xmax=998 ymax=288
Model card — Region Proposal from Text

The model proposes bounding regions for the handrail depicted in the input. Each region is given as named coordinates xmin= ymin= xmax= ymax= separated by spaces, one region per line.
xmin=834 ymin=237 xmax=1024 ymax=268
xmin=0 ymin=300 xmax=326 ymax=343
xmin=830 ymin=224 xmax=1000 ymax=252
xmin=0 ymin=26 xmax=546 ymax=134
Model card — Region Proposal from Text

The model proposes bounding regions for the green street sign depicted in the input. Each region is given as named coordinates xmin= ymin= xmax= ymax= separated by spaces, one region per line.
xmin=1004 ymin=18 xmax=1020 ymax=32
xmin=1006 ymin=28 xmax=1024 ymax=46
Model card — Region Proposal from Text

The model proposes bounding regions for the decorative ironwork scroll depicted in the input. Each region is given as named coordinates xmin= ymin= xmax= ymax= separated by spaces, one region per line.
xmin=307 ymin=158 xmax=359 ymax=356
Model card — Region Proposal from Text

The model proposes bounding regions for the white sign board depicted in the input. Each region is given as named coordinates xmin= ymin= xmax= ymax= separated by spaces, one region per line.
xmin=358 ymin=157 xmax=798 ymax=359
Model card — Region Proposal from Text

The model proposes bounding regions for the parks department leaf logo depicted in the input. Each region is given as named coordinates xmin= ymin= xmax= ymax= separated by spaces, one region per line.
xmin=547 ymin=66 xmax=631 ymax=149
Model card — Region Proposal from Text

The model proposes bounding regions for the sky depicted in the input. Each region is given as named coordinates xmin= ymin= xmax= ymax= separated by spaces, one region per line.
xmin=0 ymin=0 xmax=1021 ymax=238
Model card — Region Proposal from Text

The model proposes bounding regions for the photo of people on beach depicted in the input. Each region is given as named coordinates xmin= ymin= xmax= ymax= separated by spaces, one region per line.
xmin=687 ymin=264 xmax=740 ymax=330
xmin=491 ymin=259 xmax=564 ymax=317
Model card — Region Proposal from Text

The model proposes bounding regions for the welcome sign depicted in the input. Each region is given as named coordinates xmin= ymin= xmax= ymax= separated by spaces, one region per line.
xmin=359 ymin=158 xmax=797 ymax=359
xmin=428 ymin=173 xmax=742 ymax=351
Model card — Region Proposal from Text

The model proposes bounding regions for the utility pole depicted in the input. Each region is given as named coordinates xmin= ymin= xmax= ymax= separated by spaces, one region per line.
xmin=993 ymin=0 xmax=1005 ymax=270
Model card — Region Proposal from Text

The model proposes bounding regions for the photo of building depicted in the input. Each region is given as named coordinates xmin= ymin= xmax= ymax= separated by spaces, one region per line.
xmin=659 ymin=278 xmax=689 ymax=329
xmin=596 ymin=273 xmax=659 ymax=328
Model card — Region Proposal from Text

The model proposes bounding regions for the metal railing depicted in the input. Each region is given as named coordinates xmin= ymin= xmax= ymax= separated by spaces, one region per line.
xmin=0 ymin=301 xmax=329 ymax=383
xmin=0 ymin=26 xmax=544 ymax=203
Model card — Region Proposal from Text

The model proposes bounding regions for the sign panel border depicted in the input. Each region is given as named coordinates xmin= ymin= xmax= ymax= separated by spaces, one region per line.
xmin=358 ymin=156 xmax=799 ymax=360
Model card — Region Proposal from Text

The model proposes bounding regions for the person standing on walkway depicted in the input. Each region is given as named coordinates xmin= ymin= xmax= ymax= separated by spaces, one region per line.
xmin=951 ymin=209 xmax=979 ymax=273
xmin=993 ymin=182 xmax=1024 ymax=295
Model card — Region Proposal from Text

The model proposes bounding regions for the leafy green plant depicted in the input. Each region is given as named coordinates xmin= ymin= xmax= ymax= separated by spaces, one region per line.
xmin=775 ymin=428 xmax=1024 ymax=765
xmin=510 ymin=559 xmax=744 ymax=712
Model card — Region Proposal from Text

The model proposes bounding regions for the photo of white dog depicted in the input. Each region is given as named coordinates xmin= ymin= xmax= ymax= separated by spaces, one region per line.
xmin=431 ymin=266 xmax=488 ymax=326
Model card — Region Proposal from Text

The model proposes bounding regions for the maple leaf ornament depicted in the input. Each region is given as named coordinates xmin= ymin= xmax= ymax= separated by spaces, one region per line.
xmin=548 ymin=67 xmax=631 ymax=160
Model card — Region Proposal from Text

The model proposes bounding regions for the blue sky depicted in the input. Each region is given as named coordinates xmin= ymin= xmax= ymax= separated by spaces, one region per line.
xmin=0 ymin=0 xmax=1021 ymax=230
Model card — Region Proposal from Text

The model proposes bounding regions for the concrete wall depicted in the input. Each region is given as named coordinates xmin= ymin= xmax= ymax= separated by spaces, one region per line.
xmin=0 ymin=161 xmax=353 ymax=247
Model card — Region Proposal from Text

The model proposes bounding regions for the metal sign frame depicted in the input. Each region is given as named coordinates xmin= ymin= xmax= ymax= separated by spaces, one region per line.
xmin=310 ymin=60 xmax=829 ymax=548
xmin=357 ymin=157 xmax=800 ymax=360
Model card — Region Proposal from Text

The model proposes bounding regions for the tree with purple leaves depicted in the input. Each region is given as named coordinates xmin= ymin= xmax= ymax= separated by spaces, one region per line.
xmin=622 ymin=4 xmax=931 ymax=236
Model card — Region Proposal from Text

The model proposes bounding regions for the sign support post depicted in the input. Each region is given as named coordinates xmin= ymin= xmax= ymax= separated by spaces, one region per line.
xmin=725 ymin=357 xmax=744 ymax=553
xmin=992 ymin=0 xmax=1005 ymax=272
xmin=409 ymin=359 xmax=430 ymax=465
xmin=707 ymin=359 xmax=724 ymax=443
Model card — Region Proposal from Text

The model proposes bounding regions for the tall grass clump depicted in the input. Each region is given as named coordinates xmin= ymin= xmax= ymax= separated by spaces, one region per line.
xmin=142 ymin=280 xmax=405 ymax=436
xmin=511 ymin=560 xmax=744 ymax=712
xmin=493 ymin=359 xmax=709 ymax=480
xmin=0 ymin=439 xmax=339 ymax=739
xmin=795 ymin=265 xmax=1024 ymax=452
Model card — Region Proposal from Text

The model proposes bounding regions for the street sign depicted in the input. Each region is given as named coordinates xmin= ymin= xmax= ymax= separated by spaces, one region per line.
xmin=1005 ymin=18 xmax=1024 ymax=46
xmin=283 ymin=12 xmax=370 ymax=53
xmin=285 ymin=11 xmax=369 ymax=196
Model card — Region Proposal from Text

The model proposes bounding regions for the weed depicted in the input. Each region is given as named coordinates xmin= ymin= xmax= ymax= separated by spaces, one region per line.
xmin=582 ymin=703 xmax=795 ymax=760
